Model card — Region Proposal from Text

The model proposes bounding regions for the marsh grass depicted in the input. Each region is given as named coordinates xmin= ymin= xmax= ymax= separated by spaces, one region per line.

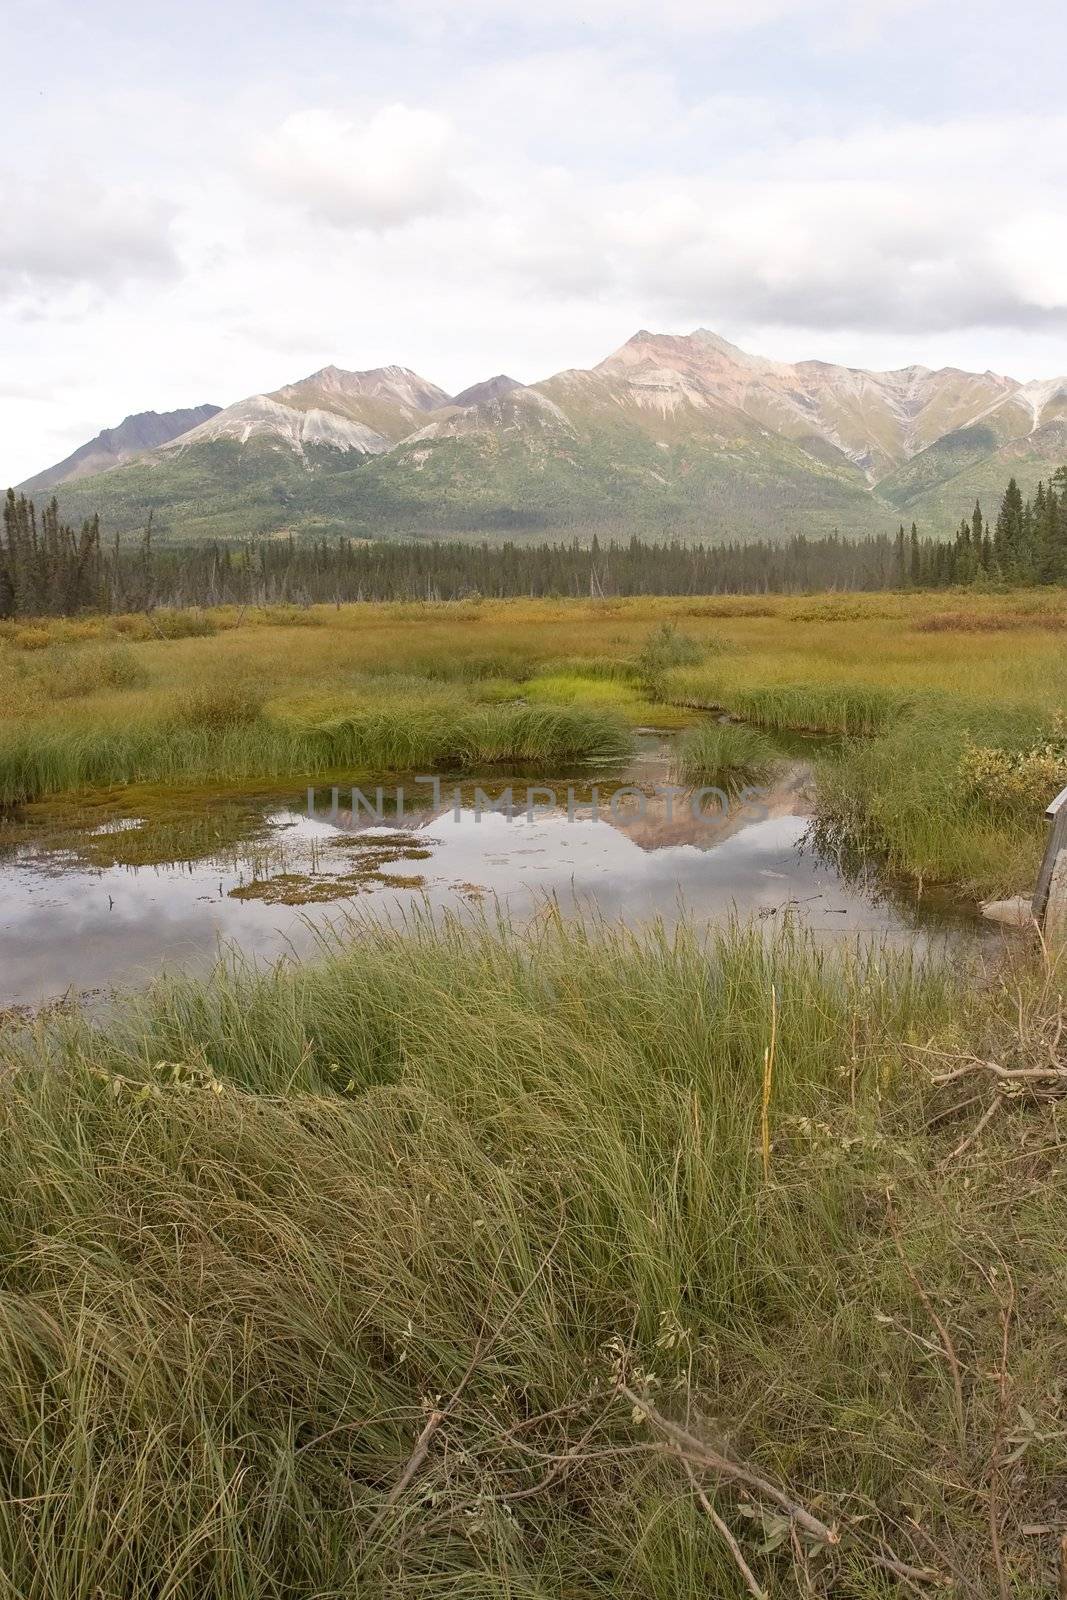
xmin=0 ymin=694 xmax=635 ymax=805
xmin=814 ymin=701 xmax=1053 ymax=896
xmin=170 ymin=679 xmax=267 ymax=731
xmin=523 ymin=672 xmax=690 ymax=729
xmin=0 ymin=914 xmax=1063 ymax=1596
xmin=665 ymin=672 xmax=910 ymax=737
xmin=2 ymin=591 xmax=1064 ymax=895
xmin=635 ymin=622 xmax=706 ymax=699
xmin=671 ymin=721 xmax=777 ymax=794
xmin=8 ymin=643 xmax=148 ymax=711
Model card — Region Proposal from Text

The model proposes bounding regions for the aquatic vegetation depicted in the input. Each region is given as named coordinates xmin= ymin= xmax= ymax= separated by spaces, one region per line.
xmin=451 ymin=703 xmax=634 ymax=766
xmin=0 ymin=692 xmax=635 ymax=805
xmin=230 ymin=867 xmax=426 ymax=904
xmin=671 ymin=721 xmax=777 ymax=794
xmin=814 ymin=701 xmax=1053 ymax=896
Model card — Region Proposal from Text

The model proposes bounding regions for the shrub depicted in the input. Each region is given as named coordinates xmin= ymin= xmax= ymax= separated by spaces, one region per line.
xmin=635 ymin=623 xmax=705 ymax=695
xmin=8 ymin=625 xmax=51 ymax=651
xmin=170 ymin=681 xmax=265 ymax=731
xmin=961 ymin=716 xmax=1067 ymax=814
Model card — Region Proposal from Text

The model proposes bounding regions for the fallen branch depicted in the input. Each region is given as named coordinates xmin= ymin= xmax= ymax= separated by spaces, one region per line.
xmin=930 ymin=1056 xmax=1067 ymax=1087
xmin=683 ymin=1458 xmax=767 ymax=1600
xmin=618 ymin=1384 xmax=838 ymax=1547
xmin=619 ymin=1384 xmax=950 ymax=1587
xmin=366 ymin=1405 xmax=446 ymax=1534
xmin=866 ymin=1547 xmax=944 ymax=1589
xmin=939 ymin=1095 xmax=1002 ymax=1168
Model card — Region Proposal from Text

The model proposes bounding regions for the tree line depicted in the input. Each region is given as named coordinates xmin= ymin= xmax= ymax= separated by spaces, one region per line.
xmin=3 ymin=469 xmax=1066 ymax=617
xmin=896 ymin=467 xmax=1067 ymax=587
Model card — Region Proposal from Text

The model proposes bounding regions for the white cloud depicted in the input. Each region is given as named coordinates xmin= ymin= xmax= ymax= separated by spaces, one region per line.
xmin=473 ymin=113 xmax=1067 ymax=335
xmin=252 ymin=104 xmax=464 ymax=230
xmin=7 ymin=1 xmax=1067 ymax=485
xmin=0 ymin=169 xmax=178 ymax=300
xmin=363 ymin=0 xmax=927 ymax=37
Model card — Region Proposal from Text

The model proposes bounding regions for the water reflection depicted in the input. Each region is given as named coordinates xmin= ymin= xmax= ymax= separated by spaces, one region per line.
xmin=0 ymin=743 xmax=987 ymax=1008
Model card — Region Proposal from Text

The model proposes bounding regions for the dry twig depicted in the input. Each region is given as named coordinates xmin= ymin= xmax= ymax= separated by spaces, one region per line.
xmin=683 ymin=1458 xmax=767 ymax=1599
xmin=619 ymin=1383 xmax=838 ymax=1547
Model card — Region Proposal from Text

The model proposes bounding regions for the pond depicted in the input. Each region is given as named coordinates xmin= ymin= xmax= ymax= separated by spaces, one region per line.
xmin=0 ymin=734 xmax=992 ymax=1009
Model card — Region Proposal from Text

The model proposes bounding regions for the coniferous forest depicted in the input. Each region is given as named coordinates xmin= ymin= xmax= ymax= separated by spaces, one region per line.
xmin=3 ymin=468 xmax=1066 ymax=617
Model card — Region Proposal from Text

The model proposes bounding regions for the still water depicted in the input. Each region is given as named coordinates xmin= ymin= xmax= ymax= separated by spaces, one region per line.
xmin=0 ymin=737 xmax=988 ymax=1008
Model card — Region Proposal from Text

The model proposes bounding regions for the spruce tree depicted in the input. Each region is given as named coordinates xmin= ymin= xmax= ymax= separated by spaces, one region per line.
xmin=994 ymin=477 xmax=1024 ymax=574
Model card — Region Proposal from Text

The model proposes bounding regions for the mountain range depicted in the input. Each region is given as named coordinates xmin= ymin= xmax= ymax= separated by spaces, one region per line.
xmin=19 ymin=405 xmax=222 ymax=497
xmin=19 ymin=330 xmax=1067 ymax=545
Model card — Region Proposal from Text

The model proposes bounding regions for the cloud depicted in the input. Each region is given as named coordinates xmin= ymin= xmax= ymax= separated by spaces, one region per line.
xmin=364 ymin=0 xmax=927 ymax=38
xmin=252 ymin=104 xmax=465 ymax=230
xmin=0 ymin=170 xmax=179 ymax=300
xmin=8 ymin=1 xmax=1067 ymax=484
xmin=479 ymin=114 xmax=1067 ymax=335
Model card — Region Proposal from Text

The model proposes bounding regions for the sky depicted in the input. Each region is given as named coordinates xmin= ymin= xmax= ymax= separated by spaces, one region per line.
xmin=4 ymin=0 xmax=1067 ymax=483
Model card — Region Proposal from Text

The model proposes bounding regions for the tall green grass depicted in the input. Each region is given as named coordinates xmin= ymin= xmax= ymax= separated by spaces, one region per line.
xmin=815 ymin=700 xmax=1053 ymax=897
xmin=665 ymin=672 xmax=909 ymax=737
xmin=671 ymin=721 xmax=777 ymax=795
xmin=0 ymin=694 xmax=635 ymax=805
xmin=0 ymin=915 xmax=1062 ymax=1596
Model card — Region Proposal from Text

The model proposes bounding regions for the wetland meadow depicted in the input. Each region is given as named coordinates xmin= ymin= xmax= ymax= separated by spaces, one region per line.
xmin=1 ymin=589 xmax=1067 ymax=1596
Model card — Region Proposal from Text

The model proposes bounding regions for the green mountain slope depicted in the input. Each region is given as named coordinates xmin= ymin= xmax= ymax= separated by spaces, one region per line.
xmin=32 ymin=333 xmax=1067 ymax=546
xmin=53 ymin=377 xmax=891 ymax=543
xmin=900 ymin=420 xmax=1067 ymax=528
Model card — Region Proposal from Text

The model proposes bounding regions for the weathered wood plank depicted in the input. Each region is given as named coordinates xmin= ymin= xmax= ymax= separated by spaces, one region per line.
xmin=1034 ymin=799 xmax=1067 ymax=928
xmin=1047 ymin=850 xmax=1067 ymax=948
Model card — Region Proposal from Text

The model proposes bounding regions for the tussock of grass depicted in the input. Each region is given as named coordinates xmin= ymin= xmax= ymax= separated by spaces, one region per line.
xmin=169 ymin=679 xmax=266 ymax=730
xmin=635 ymin=622 xmax=705 ymax=694
xmin=0 ymin=915 xmax=1063 ymax=1596
xmin=671 ymin=721 xmax=776 ymax=794
xmin=451 ymin=704 xmax=634 ymax=766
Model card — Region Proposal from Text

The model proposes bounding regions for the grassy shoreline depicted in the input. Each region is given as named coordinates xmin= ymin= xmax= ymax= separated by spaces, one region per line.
xmin=1 ymin=913 xmax=1064 ymax=1596
xmin=2 ymin=590 xmax=1064 ymax=896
